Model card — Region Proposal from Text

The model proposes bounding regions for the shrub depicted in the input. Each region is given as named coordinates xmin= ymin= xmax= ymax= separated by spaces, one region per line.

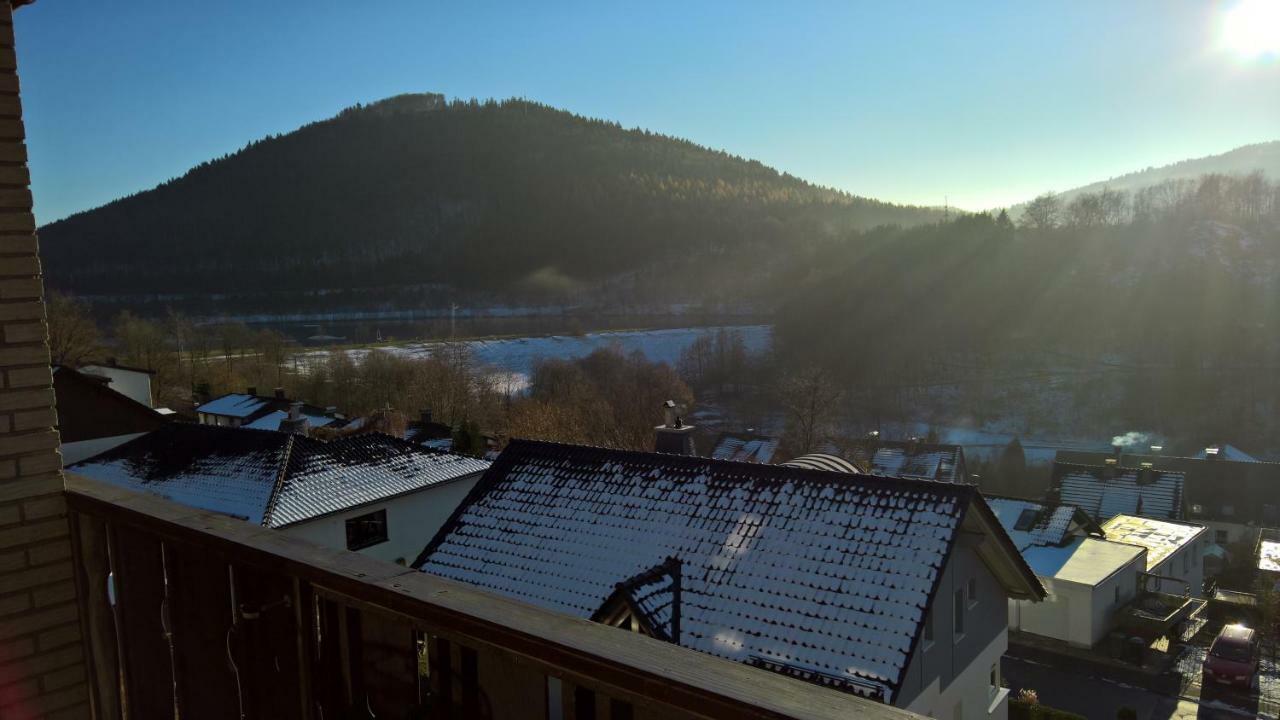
xmin=1009 ymin=698 xmax=1088 ymax=720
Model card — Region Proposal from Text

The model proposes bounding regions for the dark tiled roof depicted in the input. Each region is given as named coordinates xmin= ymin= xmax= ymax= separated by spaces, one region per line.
xmin=416 ymin=439 xmax=1036 ymax=702
xmin=985 ymin=495 xmax=1102 ymax=552
xmin=709 ymin=433 xmax=779 ymax=464
xmin=1050 ymin=462 xmax=1185 ymax=522
xmin=1056 ymin=450 xmax=1280 ymax=526
xmin=849 ymin=441 xmax=966 ymax=483
xmin=69 ymin=424 xmax=489 ymax=528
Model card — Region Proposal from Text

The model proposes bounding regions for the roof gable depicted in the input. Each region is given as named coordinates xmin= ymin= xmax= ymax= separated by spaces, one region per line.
xmin=417 ymin=440 xmax=1037 ymax=701
xmin=590 ymin=557 xmax=682 ymax=643
xmin=52 ymin=366 xmax=166 ymax=442
xmin=986 ymin=495 xmax=1101 ymax=551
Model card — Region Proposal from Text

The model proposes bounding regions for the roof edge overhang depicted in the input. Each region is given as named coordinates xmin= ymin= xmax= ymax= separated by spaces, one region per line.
xmin=964 ymin=496 xmax=1048 ymax=601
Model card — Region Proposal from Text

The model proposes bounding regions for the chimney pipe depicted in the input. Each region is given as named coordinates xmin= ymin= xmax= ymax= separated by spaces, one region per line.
xmin=1111 ymin=444 xmax=1123 ymax=462
xmin=906 ymin=436 xmax=920 ymax=455
xmin=274 ymin=387 xmax=286 ymax=400
xmin=421 ymin=409 xmax=433 ymax=426
xmin=655 ymin=400 xmax=695 ymax=455
xmin=279 ymin=402 xmax=310 ymax=436
xmin=1103 ymin=457 xmax=1118 ymax=480
xmin=246 ymin=386 xmax=258 ymax=397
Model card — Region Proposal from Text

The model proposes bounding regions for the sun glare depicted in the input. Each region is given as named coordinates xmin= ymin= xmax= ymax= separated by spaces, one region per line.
xmin=1221 ymin=0 xmax=1280 ymax=58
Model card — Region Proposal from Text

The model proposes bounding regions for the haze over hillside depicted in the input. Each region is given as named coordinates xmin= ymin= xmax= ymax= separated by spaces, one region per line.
xmin=1010 ymin=140 xmax=1280 ymax=216
xmin=39 ymin=93 xmax=943 ymax=317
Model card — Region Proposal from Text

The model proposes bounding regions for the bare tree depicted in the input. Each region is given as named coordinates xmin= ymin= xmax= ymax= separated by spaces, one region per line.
xmin=777 ymin=365 xmax=844 ymax=457
xmin=45 ymin=292 xmax=101 ymax=366
xmin=1019 ymin=192 xmax=1061 ymax=231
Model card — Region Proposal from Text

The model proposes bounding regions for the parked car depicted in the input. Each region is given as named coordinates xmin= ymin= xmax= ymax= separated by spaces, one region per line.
xmin=1202 ymin=624 xmax=1258 ymax=689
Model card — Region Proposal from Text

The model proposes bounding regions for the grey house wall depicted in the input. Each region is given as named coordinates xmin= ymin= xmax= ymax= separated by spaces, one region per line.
xmin=896 ymin=535 xmax=1007 ymax=707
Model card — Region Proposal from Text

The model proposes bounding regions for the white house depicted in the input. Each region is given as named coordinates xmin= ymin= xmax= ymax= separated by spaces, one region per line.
xmin=78 ymin=360 xmax=156 ymax=408
xmin=989 ymin=496 xmax=1146 ymax=648
xmin=416 ymin=439 xmax=1045 ymax=719
xmin=1101 ymin=515 xmax=1207 ymax=598
xmin=68 ymin=424 xmax=489 ymax=565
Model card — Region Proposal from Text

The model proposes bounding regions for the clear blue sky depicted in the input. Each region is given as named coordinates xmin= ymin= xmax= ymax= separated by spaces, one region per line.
xmin=13 ymin=0 xmax=1280 ymax=223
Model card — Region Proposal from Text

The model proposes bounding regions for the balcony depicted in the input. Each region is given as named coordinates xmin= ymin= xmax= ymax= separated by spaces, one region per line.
xmin=63 ymin=473 xmax=915 ymax=720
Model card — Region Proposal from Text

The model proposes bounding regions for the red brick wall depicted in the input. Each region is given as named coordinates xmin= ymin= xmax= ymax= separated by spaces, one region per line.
xmin=0 ymin=3 xmax=91 ymax=718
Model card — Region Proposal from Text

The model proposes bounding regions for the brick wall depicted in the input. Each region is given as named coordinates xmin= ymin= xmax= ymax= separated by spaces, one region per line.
xmin=0 ymin=3 xmax=91 ymax=718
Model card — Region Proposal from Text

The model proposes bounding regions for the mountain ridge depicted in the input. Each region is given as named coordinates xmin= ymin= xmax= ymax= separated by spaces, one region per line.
xmin=39 ymin=93 xmax=945 ymax=316
xmin=1010 ymin=140 xmax=1280 ymax=214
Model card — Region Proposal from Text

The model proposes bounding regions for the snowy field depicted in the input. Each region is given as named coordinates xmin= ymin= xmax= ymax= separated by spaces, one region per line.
xmin=300 ymin=325 xmax=773 ymax=392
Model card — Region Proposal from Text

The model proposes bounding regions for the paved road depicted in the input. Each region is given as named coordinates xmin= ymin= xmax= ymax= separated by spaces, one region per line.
xmin=1003 ymin=656 xmax=1272 ymax=719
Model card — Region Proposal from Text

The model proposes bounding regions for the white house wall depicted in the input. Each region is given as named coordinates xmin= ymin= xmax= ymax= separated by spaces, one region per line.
xmin=1010 ymin=555 xmax=1143 ymax=648
xmin=80 ymin=365 xmax=153 ymax=408
xmin=282 ymin=474 xmax=480 ymax=564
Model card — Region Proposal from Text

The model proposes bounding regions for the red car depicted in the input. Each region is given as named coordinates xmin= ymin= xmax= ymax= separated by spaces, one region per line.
xmin=1202 ymin=624 xmax=1258 ymax=689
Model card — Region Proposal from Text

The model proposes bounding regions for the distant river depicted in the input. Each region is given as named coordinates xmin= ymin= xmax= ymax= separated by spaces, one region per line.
xmin=300 ymin=325 xmax=773 ymax=392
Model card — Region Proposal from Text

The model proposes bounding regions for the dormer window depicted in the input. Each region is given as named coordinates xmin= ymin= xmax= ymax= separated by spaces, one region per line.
xmin=1014 ymin=509 xmax=1038 ymax=532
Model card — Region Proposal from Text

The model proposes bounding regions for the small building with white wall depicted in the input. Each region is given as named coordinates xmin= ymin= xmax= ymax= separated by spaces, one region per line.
xmin=69 ymin=423 xmax=489 ymax=565
xmin=1101 ymin=514 xmax=1207 ymax=598
xmin=989 ymin=496 xmax=1147 ymax=648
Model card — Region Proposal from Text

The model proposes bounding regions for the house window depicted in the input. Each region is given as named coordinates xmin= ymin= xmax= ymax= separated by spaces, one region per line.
xmin=1215 ymin=529 xmax=1228 ymax=544
xmin=953 ymin=589 xmax=965 ymax=638
xmin=345 ymin=509 xmax=388 ymax=550
xmin=1014 ymin=509 xmax=1038 ymax=531
xmin=968 ymin=578 xmax=978 ymax=607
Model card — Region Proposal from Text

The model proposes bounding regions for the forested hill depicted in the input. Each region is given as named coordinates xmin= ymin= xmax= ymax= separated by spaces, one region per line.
xmin=39 ymin=93 xmax=943 ymax=315
xmin=1009 ymin=140 xmax=1280 ymax=217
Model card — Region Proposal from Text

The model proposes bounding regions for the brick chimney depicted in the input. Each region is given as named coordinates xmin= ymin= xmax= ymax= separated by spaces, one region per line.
xmin=654 ymin=400 xmax=696 ymax=456
xmin=246 ymin=386 xmax=258 ymax=397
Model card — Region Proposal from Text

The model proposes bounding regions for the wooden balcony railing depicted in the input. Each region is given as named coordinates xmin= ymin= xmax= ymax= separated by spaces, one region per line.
xmin=63 ymin=473 xmax=915 ymax=720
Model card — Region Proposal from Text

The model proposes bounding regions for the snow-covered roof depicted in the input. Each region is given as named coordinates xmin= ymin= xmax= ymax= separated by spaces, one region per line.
xmin=1053 ymin=462 xmax=1185 ymax=522
xmin=1100 ymin=515 xmax=1206 ymax=571
xmin=987 ymin=496 xmax=1098 ymax=552
xmin=709 ymin=433 xmax=779 ymax=464
xmin=1193 ymin=444 xmax=1258 ymax=462
xmin=242 ymin=409 xmax=341 ymax=432
xmin=69 ymin=424 xmax=489 ymax=528
xmin=1021 ymin=537 xmax=1145 ymax=586
xmin=416 ymin=439 xmax=1040 ymax=702
xmin=847 ymin=441 xmax=966 ymax=483
xmin=1260 ymin=531 xmax=1280 ymax=574
xmin=196 ymin=393 xmax=273 ymax=418
xmin=591 ymin=557 xmax=683 ymax=643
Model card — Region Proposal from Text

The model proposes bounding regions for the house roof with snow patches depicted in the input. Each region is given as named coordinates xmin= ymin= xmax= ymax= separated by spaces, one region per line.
xmin=1100 ymin=515 xmax=1206 ymax=571
xmin=415 ymin=439 xmax=1042 ymax=703
xmin=68 ymin=424 xmax=489 ymax=528
xmin=1051 ymin=462 xmax=1185 ymax=523
xmin=848 ymin=441 xmax=967 ymax=483
xmin=985 ymin=495 xmax=1102 ymax=552
xmin=709 ymin=433 xmax=780 ymax=464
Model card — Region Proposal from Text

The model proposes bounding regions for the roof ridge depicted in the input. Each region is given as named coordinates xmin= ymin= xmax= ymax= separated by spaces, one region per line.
xmin=502 ymin=438 xmax=976 ymax=495
xmin=262 ymin=433 xmax=297 ymax=527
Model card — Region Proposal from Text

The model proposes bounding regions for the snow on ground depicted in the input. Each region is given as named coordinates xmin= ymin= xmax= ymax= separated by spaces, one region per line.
xmin=300 ymin=325 xmax=772 ymax=393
